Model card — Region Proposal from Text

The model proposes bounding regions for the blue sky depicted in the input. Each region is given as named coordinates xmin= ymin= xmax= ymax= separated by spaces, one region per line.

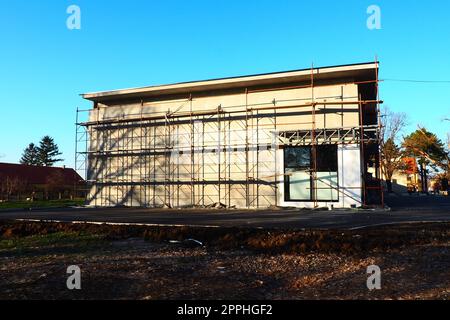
xmin=0 ymin=0 xmax=449 ymax=168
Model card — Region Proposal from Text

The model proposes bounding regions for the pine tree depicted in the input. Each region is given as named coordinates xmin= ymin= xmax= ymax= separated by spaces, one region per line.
xmin=37 ymin=136 xmax=63 ymax=167
xmin=403 ymin=128 xmax=446 ymax=193
xmin=20 ymin=143 xmax=41 ymax=166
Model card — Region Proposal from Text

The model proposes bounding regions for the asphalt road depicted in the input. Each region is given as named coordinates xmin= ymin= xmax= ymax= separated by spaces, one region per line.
xmin=1 ymin=195 xmax=449 ymax=230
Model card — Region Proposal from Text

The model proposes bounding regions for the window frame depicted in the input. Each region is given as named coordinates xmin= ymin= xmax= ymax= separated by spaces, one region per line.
xmin=283 ymin=145 xmax=339 ymax=202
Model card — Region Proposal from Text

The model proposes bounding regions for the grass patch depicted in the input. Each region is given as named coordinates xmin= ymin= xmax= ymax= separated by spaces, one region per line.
xmin=0 ymin=220 xmax=449 ymax=255
xmin=0 ymin=231 xmax=107 ymax=255
xmin=0 ymin=199 xmax=85 ymax=210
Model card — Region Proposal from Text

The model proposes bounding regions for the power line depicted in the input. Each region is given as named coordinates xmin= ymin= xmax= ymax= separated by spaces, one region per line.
xmin=383 ymin=78 xmax=450 ymax=83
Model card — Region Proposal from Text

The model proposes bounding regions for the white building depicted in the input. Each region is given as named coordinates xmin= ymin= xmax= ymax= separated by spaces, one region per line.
xmin=77 ymin=62 xmax=383 ymax=209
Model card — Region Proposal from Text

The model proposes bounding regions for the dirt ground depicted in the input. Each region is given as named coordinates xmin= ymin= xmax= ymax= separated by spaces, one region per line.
xmin=0 ymin=221 xmax=449 ymax=300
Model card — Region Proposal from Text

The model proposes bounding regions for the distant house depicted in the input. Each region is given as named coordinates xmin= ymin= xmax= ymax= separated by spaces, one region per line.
xmin=388 ymin=158 xmax=418 ymax=193
xmin=0 ymin=163 xmax=85 ymax=201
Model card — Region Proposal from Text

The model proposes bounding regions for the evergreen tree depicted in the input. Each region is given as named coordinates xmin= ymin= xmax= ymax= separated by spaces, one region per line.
xmin=20 ymin=143 xmax=41 ymax=166
xmin=37 ymin=136 xmax=63 ymax=167
xmin=403 ymin=129 xmax=446 ymax=167
xmin=403 ymin=128 xmax=446 ymax=192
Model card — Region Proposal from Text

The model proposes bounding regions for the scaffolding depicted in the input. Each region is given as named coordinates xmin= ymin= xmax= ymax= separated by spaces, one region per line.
xmin=75 ymin=62 xmax=384 ymax=208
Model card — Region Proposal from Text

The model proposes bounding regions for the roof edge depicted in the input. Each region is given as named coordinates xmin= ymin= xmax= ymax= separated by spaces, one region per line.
xmin=82 ymin=61 xmax=379 ymax=101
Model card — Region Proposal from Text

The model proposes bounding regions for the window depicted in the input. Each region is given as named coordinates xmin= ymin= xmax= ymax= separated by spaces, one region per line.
xmin=316 ymin=145 xmax=338 ymax=172
xmin=284 ymin=147 xmax=310 ymax=169
xmin=284 ymin=145 xmax=338 ymax=202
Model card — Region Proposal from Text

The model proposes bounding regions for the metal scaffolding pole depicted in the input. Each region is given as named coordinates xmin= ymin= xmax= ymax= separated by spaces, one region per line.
xmin=311 ymin=64 xmax=318 ymax=208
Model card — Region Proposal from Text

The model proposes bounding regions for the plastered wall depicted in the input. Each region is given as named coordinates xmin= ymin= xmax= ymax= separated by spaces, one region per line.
xmin=86 ymin=82 xmax=362 ymax=208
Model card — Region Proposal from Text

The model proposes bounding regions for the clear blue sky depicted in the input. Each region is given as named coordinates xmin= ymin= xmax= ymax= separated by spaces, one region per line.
xmin=0 ymin=0 xmax=449 ymax=168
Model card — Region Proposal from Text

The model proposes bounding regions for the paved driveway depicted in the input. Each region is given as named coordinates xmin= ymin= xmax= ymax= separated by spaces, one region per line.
xmin=1 ymin=196 xmax=449 ymax=230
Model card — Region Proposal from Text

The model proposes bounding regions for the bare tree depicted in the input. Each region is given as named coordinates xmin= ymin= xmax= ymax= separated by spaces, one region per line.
xmin=0 ymin=173 xmax=5 ymax=200
xmin=437 ymin=132 xmax=450 ymax=182
xmin=436 ymin=132 xmax=450 ymax=183
xmin=380 ymin=106 xmax=408 ymax=143
xmin=380 ymin=106 xmax=408 ymax=193
xmin=45 ymin=171 xmax=66 ymax=200
xmin=446 ymin=133 xmax=450 ymax=173
xmin=0 ymin=176 xmax=28 ymax=201
xmin=432 ymin=133 xmax=450 ymax=192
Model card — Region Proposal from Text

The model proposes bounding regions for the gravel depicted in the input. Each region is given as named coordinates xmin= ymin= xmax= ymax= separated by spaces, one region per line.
xmin=0 ymin=238 xmax=449 ymax=300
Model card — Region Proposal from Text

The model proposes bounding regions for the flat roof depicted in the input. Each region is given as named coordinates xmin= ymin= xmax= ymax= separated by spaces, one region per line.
xmin=82 ymin=61 xmax=378 ymax=102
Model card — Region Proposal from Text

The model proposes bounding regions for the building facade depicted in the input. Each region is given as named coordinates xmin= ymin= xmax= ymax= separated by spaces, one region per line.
xmin=77 ymin=62 xmax=382 ymax=209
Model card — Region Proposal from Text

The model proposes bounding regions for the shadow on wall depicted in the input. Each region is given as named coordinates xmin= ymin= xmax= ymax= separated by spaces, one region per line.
xmin=85 ymin=119 xmax=276 ymax=208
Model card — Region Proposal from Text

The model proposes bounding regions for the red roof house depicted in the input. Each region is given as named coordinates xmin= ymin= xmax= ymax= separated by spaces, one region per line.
xmin=0 ymin=163 xmax=85 ymax=200
xmin=0 ymin=163 xmax=83 ymax=185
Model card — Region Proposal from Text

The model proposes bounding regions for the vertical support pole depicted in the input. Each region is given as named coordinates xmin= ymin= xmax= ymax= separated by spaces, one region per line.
xmin=189 ymin=94 xmax=195 ymax=207
xmin=311 ymin=64 xmax=318 ymax=208
xmin=245 ymin=88 xmax=250 ymax=208
xmin=164 ymin=113 xmax=168 ymax=207
xmin=375 ymin=57 xmax=384 ymax=207
xmin=218 ymin=105 xmax=221 ymax=205
xmin=274 ymin=103 xmax=278 ymax=207
xmin=176 ymin=122 xmax=180 ymax=208
xmin=359 ymin=94 xmax=367 ymax=206
xmin=116 ymin=118 xmax=120 ymax=206
xmin=153 ymin=123 xmax=156 ymax=207
xmin=130 ymin=119 xmax=134 ymax=207
xmin=202 ymin=117 xmax=205 ymax=207
xmin=256 ymin=109 xmax=260 ymax=208
xmin=87 ymin=122 xmax=92 ymax=204
xmin=341 ymin=86 xmax=344 ymax=128
xmin=74 ymin=107 xmax=79 ymax=202
xmin=140 ymin=101 xmax=145 ymax=207
xmin=96 ymin=106 xmax=101 ymax=206
xmin=228 ymin=113 xmax=231 ymax=208
xmin=222 ymin=110 xmax=230 ymax=208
